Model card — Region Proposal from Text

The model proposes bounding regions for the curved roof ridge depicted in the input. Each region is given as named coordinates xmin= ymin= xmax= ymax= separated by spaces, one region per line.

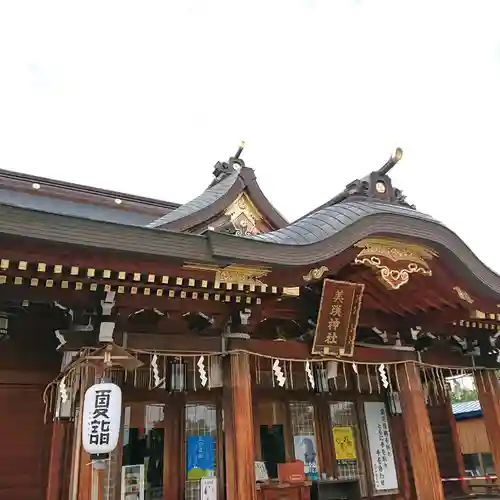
xmin=145 ymin=165 xmax=288 ymax=232
xmin=251 ymin=199 xmax=437 ymax=245
xmin=145 ymin=170 xmax=241 ymax=230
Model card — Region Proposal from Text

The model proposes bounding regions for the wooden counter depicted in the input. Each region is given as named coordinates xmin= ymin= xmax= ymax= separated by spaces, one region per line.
xmin=256 ymin=481 xmax=312 ymax=500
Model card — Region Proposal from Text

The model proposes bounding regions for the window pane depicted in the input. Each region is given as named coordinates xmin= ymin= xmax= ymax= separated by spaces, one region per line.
xmin=330 ymin=402 xmax=368 ymax=496
xmin=463 ymin=453 xmax=482 ymax=476
xmin=482 ymin=453 xmax=495 ymax=475
xmin=289 ymin=402 xmax=319 ymax=479
xmin=185 ymin=404 xmax=217 ymax=500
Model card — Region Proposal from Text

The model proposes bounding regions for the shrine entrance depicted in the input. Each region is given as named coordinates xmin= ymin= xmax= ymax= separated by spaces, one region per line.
xmin=115 ymin=398 xmax=221 ymax=500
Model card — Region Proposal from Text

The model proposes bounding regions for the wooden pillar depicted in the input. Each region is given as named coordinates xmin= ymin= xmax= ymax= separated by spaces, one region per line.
xmin=225 ymin=352 xmax=256 ymax=500
xmin=163 ymin=397 xmax=184 ymax=500
xmin=445 ymin=398 xmax=468 ymax=495
xmin=475 ymin=370 xmax=500 ymax=475
xmin=397 ymin=363 xmax=444 ymax=500
xmin=223 ymin=357 xmax=237 ymax=500
xmin=46 ymin=420 xmax=70 ymax=500
xmin=391 ymin=415 xmax=411 ymax=500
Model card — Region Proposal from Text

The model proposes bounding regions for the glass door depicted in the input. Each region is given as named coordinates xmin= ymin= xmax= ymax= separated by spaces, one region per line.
xmin=330 ymin=401 xmax=368 ymax=496
xmin=184 ymin=403 xmax=218 ymax=500
xmin=121 ymin=404 xmax=165 ymax=500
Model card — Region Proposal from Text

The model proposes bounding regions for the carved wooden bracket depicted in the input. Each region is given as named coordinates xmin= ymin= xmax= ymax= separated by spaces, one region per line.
xmin=453 ymin=286 xmax=474 ymax=304
xmin=354 ymin=238 xmax=437 ymax=290
xmin=302 ymin=266 xmax=329 ymax=282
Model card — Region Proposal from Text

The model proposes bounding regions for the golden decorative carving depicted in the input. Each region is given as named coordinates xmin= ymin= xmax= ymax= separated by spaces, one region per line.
xmin=454 ymin=319 xmax=500 ymax=331
xmin=303 ymin=266 xmax=329 ymax=282
xmin=224 ymin=192 xmax=263 ymax=236
xmin=282 ymin=286 xmax=300 ymax=297
xmin=183 ymin=262 xmax=270 ymax=286
xmin=453 ymin=286 xmax=474 ymax=304
xmin=354 ymin=238 xmax=437 ymax=290
xmin=216 ymin=265 xmax=269 ymax=286
xmin=472 ymin=310 xmax=500 ymax=321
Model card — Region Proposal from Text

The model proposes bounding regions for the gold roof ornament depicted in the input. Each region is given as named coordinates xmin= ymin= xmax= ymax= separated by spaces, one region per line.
xmin=303 ymin=266 xmax=329 ymax=282
xmin=354 ymin=238 xmax=436 ymax=290
xmin=453 ymin=286 xmax=474 ymax=304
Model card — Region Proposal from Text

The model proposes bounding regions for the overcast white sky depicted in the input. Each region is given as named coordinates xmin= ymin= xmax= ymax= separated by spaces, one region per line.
xmin=1 ymin=1 xmax=500 ymax=269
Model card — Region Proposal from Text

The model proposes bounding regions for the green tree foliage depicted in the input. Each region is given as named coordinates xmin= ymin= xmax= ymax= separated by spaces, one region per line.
xmin=451 ymin=387 xmax=478 ymax=403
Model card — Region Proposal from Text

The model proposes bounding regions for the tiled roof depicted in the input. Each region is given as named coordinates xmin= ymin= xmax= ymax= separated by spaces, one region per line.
xmin=0 ymin=188 xmax=156 ymax=227
xmin=452 ymin=400 xmax=482 ymax=419
xmin=0 ymin=168 xmax=179 ymax=226
xmin=252 ymin=198 xmax=437 ymax=245
xmin=145 ymin=171 xmax=240 ymax=229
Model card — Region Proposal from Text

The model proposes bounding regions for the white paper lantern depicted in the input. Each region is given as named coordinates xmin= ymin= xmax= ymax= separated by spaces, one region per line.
xmin=82 ymin=382 xmax=122 ymax=455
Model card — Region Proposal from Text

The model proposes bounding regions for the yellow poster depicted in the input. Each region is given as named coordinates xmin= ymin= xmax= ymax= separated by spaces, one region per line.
xmin=332 ymin=426 xmax=357 ymax=460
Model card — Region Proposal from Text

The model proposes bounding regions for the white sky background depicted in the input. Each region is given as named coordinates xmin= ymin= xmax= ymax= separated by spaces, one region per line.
xmin=1 ymin=1 xmax=500 ymax=269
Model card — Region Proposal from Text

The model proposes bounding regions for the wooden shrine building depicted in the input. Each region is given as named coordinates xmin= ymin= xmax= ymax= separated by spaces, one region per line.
xmin=2 ymin=146 xmax=500 ymax=500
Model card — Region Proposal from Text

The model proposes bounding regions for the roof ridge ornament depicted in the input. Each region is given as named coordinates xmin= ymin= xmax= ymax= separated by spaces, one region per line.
xmin=378 ymin=147 xmax=403 ymax=176
xmin=211 ymin=141 xmax=247 ymax=185
xmin=344 ymin=147 xmax=415 ymax=209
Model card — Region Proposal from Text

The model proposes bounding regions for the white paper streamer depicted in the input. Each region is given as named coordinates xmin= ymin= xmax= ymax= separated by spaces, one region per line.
xmin=272 ymin=359 xmax=286 ymax=387
xmin=305 ymin=360 xmax=315 ymax=389
xmin=197 ymin=355 xmax=208 ymax=387
xmin=59 ymin=376 xmax=69 ymax=403
xmin=151 ymin=354 xmax=166 ymax=388
xmin=378 ymin=364 xmax=389 ymax=389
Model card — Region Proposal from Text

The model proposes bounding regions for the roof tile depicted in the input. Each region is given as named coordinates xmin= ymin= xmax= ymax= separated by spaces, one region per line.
xmin=252 ymin=199 xmax=438 ymax=246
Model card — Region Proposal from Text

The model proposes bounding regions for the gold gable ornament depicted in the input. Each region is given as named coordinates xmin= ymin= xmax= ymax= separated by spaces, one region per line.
xmin=224 ymin=192 xmax=263 ymax=236
xmin=354 ymin=238 xmax=437 ymax=290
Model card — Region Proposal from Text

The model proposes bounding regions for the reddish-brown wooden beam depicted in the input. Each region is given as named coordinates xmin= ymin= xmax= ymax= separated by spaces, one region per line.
xmin=126 ymin=333 xmax=222 ymax=352
xmin=228 ymin=353 xmax=256 ymax=500
xmin=357 ymin=266 xmax=424 ymax=315
xmin=341 ymin=260 xmax=467 ymax=319
xmin=400 ymin=306 xmax=474 ymax=330
xmin=163 ymin=396 xmax=185 ymax=500
xmin=398 ymin=363 xmax=444 ymax=500
xmin=0 ymin=368 xmax=57 ymax=385
xmin=232 ymin=338 xmax=492 ymax=369
xmin=339 ymin=265 xmax=410 ymax=316
xmin=444 ymin=398 xmax=468 ymax=496
xmin=60 ymin=331 xmax=99 ymax=350
xmin=475 ymin=370 xmax=500 ymax=483
xmin=397 ymin=272 xmax=438 ymax=313
xmin=230 ymin=339 xmax=415 ymax=363
xmin=61 ymin=329 xmax=494 ymax=369
xmin=0 ymin=284 xmax=99 ymax=308
xmin=45 ymin=420 xmax=71 ymax=500
xmin=358 ymin=305 xmax=475 ymax=334
xmin=0 ymin=283 xmax=235 ymax=315
xmin=1 ymin=236 xmax=358 ymax=287
xmin=268 ymin=247 xmax=360 ymax=286
xmin=408 ymin=266 xmax=459 ymax=310
xmin=391 ymin=415 xmax=411 ymax=500
xmin=0 ymin=267 xmax=270 ymax=305
xmin=0 ymin=238 xmax=190 ymax=278
xmin=222 ymin=357 xmax=237 ymax=500
xmin=62 ymin=332 xmax=223 ymax=353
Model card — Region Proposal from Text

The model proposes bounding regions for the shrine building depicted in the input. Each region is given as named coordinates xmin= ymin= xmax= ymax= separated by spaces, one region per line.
xmin=2 ymin=145 xmax=500 ymax=500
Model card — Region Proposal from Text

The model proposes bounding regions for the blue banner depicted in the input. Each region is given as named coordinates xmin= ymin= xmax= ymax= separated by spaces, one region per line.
xmin=186 ymin=435 xmax=215 ymax=479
